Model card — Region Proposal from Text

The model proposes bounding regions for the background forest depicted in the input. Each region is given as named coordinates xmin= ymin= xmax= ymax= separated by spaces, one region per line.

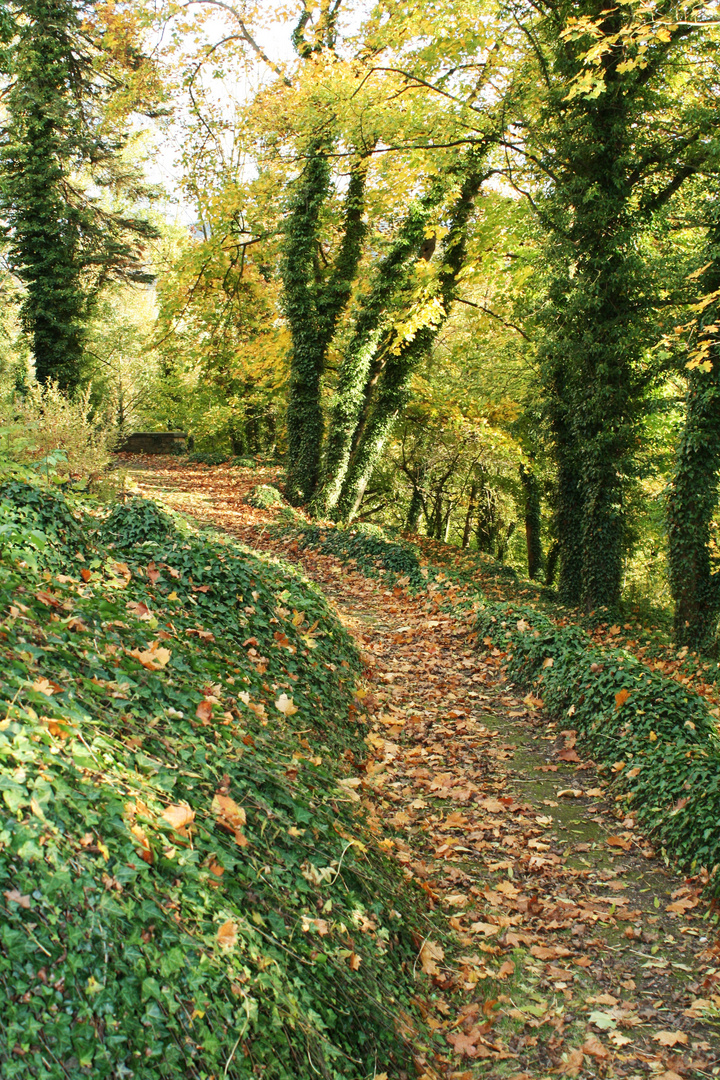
xmin=2 ymin=0 xmax=720 ymax=646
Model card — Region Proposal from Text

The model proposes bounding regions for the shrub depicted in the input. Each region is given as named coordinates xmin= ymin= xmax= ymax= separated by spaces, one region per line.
xmin=246 ymin=483 xmax=286 ymax=508
xmin=100 ymin=496 xmax=180 ymax=546
xmin=0 ymin=381 xmax=116 ymax=484
xmin=187 ymin=450 xmax=230 ymax=465
xmin=290 ymin=521 xmax=426 ymax=587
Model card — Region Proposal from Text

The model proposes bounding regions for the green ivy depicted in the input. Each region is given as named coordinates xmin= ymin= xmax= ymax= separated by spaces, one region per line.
xmin=477 ymin=600 xmax=720 ymax=887
xmin=0 ymin=483 xmax=438 ymax=1078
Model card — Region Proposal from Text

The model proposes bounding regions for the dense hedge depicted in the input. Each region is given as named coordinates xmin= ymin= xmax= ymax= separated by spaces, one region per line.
xmin=0 ymin=484 xmax=434 ymax=1079
xmin=477 ymin=601 xmax=720 ymax=885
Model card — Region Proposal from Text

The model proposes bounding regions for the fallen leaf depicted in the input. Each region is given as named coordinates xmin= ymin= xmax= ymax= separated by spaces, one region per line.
xmin=615 ymin=688 xmax=630 ymax=709
xmin=130 ymin=642 xmax=171 ymax=671
xmin=607 ymin=835 xmax=632 ymax=851
xmin=217 ymin=920 xmax=237 ymax=949
xmin=126 ymin=601 xmax=152 ymax=620
xmin=582 ymin=1035 xmax=609 ymax=1060
xmin=589 ymin=1010 xmax=617 ymax=1030
xmin=530 ymin=944 xmax=572 ymax=960
xmin=652 ymin=1030 xmax=688 ymax=1047
xmin=162 ymin=804 xmax=195 ymax=832
xmin=4 ymin=888 xmax=31 ymax=908
xmin=497 ymin=960 xmax=515 ymax=980
xmin=32 ymin=678 xmax=56 ymax=696
xmin=275 ymin=693 xmax=299 ymax=717
xmin=212 ymin=792 xmax=247 ymax=847
xmin=419 ymin=939 xmax=444 ymax=976
xmin=666 ymin=896 xmax=697 ymax=913
xmin=558 ymin=1048 xmax=584 ymax=1077
xmin=195 ymin=699 xmax=214 ymax=722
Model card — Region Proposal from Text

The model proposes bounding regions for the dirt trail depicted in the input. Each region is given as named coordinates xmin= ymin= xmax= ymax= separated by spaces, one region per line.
xmin=127 ymin=457 xmax=719 ymax=1080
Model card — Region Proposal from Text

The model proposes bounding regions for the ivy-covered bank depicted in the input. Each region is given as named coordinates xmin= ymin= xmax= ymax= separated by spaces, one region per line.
xmin=477 ymin=601 xmax=720 ymax=886
xmin=0 ymin=484 xmax=434 ymax=1080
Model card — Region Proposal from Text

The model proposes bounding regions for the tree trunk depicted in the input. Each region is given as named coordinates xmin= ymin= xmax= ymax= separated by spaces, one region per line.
xmin=314 ymin=191 xmax=444 ymax=516
xmin=462 ymin=481 xmax=479 ymax=548
xmin=519 ymin=463 xmax=543 ymax=579
xmin=334 ymin=154 xmax=489 ymax=521
xmin=284 ymin=146 xmax=369 ymax=504
xmin=668 ymin=248 xmax=720 ymax=650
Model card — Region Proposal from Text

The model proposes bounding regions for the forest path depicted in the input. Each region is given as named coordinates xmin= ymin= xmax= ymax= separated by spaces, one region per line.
xmin=126 ymin=456 xmax=718 ymax=1080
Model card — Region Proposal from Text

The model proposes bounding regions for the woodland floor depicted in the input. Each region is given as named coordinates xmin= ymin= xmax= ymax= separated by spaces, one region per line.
xmin=121 ymin=455 xmax=720 ymax=1080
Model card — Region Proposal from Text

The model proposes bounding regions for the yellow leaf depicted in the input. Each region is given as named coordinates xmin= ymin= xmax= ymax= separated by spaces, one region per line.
xmin=130 ymin=642 xmax=171 ymax=671
xmin=162 ymin=804 xmax=195 ymax=832
xmin=275 ymin=693 xmax=298 ymax=716
xmin=216 ymin=919 xmax=237 ymax=949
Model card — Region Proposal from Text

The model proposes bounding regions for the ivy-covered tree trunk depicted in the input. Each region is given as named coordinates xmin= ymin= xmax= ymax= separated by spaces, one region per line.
xmin=283 ymin=147 xmax=370 ymax=504
xmin=313 ymin=191 xmax=444 ymax=517
xmin=529 ymin=0 xmax=702 ymax=611
xmin=0 ymin=0 xmax=158 ymax=392
xmin=519 ymin=463 xmax=543 ymax=579
xmin=667 ymin=221 xmax=720 ymax=648
xmin=332 ymin=159 xmax=488 ymax=521
xmin=462 ymin=481 xmax=479 ymax=549
xmin=667 ymin=364 xmax=720 ymax=647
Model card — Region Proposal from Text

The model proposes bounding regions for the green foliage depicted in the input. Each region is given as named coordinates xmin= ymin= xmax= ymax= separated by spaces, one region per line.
xmin=477 ymin=601 xmax=720 ymax=886
xmin=288 ymin=520 xmax=427 ymax=589
xmin=99 ymin=496 xmax=180 ymax=547
xmin=187 ymin=450 xmax=232 ymax=466
xmin=0 ymin=480 xmax=436 ymax=1078
xmin=246 ymin=483 xmax=286 ymax=509
xmin=0 ymin=0 xmax=159 ymax=389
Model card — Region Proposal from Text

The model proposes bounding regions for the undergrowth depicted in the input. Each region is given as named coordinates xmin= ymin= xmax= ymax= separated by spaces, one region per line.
xmin=0 ymin=483 xmax=438 ymax=1079
xmin=476 ymin=601 xmax=720 ymax=889
xmin=279 ymin=521 xmax=429 ymax=590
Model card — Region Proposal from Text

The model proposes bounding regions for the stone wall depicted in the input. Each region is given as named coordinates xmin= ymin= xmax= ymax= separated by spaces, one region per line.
xmin=117 ymin=432 xmax=187 ymax=455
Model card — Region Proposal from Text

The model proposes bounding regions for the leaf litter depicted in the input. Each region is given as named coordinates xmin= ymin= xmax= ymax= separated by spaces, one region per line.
xmin=130 ymin=455 xmax=720 ymax=1079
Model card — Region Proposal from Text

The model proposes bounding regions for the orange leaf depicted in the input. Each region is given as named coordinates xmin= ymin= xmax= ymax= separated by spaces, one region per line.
xmin=216 ymin=919 xmax=237 ymax=949
xmin=130 ymin=642 xmax=171 ymax=671
xmin=652 ymin=1030 xmax=688 ymax=1047
xmin=195 ymin=699 xmax=213 ymax=722
xmin=212 ymin=792 xmax=247 ymax=847
xmin=614 ymin=688 xmax=630 ymax=710
xmin=162 ymin=804 xmax=195 ymax=832
xmin=419 ymin=939 xmax=444 ymax=976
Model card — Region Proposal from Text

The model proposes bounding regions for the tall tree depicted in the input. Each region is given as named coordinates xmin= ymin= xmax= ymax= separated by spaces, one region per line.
xmin=283 ymin=144 xmax=371 ymax=504
xmin=511 ymin=0 xmax=714 ymax=609
xmin=667 ymin=197 xmax=720 ymax=648
xmin=0 ymin=0 xmax=159 ymax=392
